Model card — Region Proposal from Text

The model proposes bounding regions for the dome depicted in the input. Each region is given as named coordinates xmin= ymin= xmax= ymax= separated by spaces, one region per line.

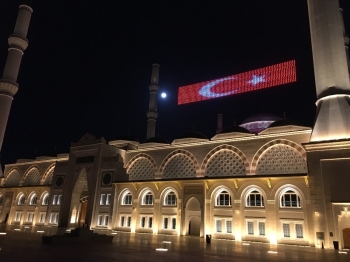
xmin=268 ymin=119 xmax=302 ymax=128
xmin=177 ymin=131 xmax=207 ymax=140
xmin=240 ymin=113 xmax=282 ymax=133
xmin=220 ymin=125 xmax=251 ymax=134
xmin=241 ymin=113 xmax=282 ymax=124
xmin=114 ymin=135 xmax=139 ymax=143
xmin=144 ymin=137 xmax=169 ymax=144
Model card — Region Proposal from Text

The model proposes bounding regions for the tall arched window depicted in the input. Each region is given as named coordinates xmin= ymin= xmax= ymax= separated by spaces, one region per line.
xmin=18 ymin=194 xmax=25 ymax=205
xmin=42 ymin=193 xmax=49 ymax=205
xmin=215 ymin=189 xmax=232 ymax=206
xmin=280 ymin=189 xmax=302 ymax=208
xmin=122 ymin=191 xmax=132 ymax=205
xmin=142 ymin=191 xmax=153 ymax=205
xmin=29 ymin=194 xmax=38 ymax=205
xmin=246 ymin=189 xmax=264 ymax=207
xmin=164 ymin=191 xmax=177 ymax=206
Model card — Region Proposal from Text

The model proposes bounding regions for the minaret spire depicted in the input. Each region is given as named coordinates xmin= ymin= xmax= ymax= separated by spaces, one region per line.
xmin=0 ymin=5 xmax=33 ymax=171
xmin=307 ymin=0 xmax=350 ymax=141
xmin=146 ymin=64 xmax=160 ymax=140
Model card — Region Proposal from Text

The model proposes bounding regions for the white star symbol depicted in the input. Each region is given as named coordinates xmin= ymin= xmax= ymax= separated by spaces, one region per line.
xmin=247 ymin=75 xmax=266 ymax=85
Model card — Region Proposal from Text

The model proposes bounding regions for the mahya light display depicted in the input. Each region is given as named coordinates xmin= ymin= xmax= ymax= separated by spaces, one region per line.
xmin=178 ymin=60 xmax=296 ymax=105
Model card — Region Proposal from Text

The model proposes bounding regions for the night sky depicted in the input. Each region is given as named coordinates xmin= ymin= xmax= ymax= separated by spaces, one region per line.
xmin=0 ymin=0 xmax=349 ymax=166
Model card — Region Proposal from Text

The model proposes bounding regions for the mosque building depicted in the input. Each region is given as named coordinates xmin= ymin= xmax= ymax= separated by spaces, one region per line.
xmin=0 ymin=0 xmax=350 ymax=250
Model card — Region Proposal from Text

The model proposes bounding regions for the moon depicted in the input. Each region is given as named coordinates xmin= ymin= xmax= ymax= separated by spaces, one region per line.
xmin=161 ymin=92 xmax=167 ymax=98
xmin=198 ymin=77 xmax=236 ymax=98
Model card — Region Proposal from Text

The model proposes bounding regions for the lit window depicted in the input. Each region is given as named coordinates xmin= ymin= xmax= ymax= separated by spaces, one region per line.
xmin=30 ymin=194 xmax=37 ymax=205
xmin=162 ymin=217 xmax=176 ymax=230
xmin=246 ymin=190 xmax=264 ymax=207
xmin=216 ymin=219 xmax=222 ymax=233
xmin=100 ymin=194 xmax=106 ymax=205
xmin=140 ymin=216 xmax=153 ymax=229
xmin=50 ymin=213 xmax=59 ymax=224
xmin=226 ymin=220 xmax=232 ymax=233
xmin=164 ymin=191 xmax=177 ymax=206
xmin=172 ymin=218 xmax=176 ymax=230
xmin=120 ymin=216 xmax=125 ymax=227
xmin=18 ymin=194 xmax=25 ymax=205
xmin=283 ymin=223 xmax=290 ymax=238
xmin=42 ymin=193 xmax=49 ymax=205
xmin=148 ymin=217 xmax=153 ymax=228
xmin=143 ymin=191 xmax=153 ymax=205
xmin=216 ymin=190 xmax=231 ymax=206
xmin=106 ymin=194 xmax=111 ymax=205
xmin=295 ymin=224 xmax=303 ymax=239
xmin=97 ymin=214 xmax=108 ymax=227
xmin=52 ymin=195 xmax=57 ymax=205
xmin=39 ymin=212 xmax=46 ymax=223
xmin=163 ymin=217 xmax=168 ymax=229
xmin=122 ymin=192 xmax=132 ymax=205
xmin=27 ymin=212 xmax=35 ymax=222
xmin=140 ymin=217 xmax=146 ymax=228
xmin=57 ymin=195 xmax=62 ymax=205
xmin=259 ymin=222 xmax=265 ymax=236
xmin=247 ymin=221 xmax=254 ymax=235
xmin=280 ymin=189 xmax=302 ymax=208
xmin=15 ymin=212 xmax=22 ymax=222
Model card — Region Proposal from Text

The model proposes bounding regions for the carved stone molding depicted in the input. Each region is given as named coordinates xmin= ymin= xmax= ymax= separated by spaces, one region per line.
xmin=8 ymin=36 xmax=28 ymax=50
xmin=0 ymin=81 xmax=18 ymax=96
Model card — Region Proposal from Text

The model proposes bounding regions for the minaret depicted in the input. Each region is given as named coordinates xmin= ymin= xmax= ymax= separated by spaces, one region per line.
xmin=0 ymin=5 xmax=33 ymax=169
xmin=146 ymin=64 xmax=160 ymax=140
xmin=307 ymin=0 xmax=350 ymax=141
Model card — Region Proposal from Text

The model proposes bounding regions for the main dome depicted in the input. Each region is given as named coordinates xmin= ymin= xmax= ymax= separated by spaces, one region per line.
xmin=240 ymin=113 xmax=282 ymax=133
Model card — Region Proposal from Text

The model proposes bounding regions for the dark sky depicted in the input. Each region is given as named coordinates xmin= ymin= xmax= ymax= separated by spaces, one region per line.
xmin=0 ymin=0 xmax=350 ymax=165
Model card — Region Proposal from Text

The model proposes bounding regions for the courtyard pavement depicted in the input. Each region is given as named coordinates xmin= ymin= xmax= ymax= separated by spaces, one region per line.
xmin=0 ymin=226 xmax=348 ymax=262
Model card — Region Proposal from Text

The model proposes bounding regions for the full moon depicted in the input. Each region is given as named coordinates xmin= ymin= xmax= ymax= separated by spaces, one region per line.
xmin=161 ymin=92 xmax=167 ymax=98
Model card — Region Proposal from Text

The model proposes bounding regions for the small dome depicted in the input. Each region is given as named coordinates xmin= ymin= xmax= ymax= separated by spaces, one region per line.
xmin=241 ymin=113 xmax=282 ymax=124
xmin=177 ymin=131 xmax=207 ymax=140
xmin=220 ymin=125 xmax=250 ymax=134
xmin=144 ymin=137 xmax=169 ymax=144
xmin=268 ymin=119 xmax=302 ymax=128
xmin=115 ymin=135 xmax=139 ymax=143
xmin=240 ymin=113 xmax=282 ymax=133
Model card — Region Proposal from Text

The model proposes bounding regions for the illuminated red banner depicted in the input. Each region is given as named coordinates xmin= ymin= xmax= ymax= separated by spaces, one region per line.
xmin=178 ymin=60 xmax=296 ymax=105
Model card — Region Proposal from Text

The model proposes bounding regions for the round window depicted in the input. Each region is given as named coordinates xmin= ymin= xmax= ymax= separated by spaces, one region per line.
xmin=103 ymin=173 xmax=112 ymax=185
xmin=55 ymin=176 xmax=64 ymax=187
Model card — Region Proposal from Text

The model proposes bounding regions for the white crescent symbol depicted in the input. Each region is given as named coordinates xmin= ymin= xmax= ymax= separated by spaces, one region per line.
xmin=198 ymin=77 xmax=236 ymax=98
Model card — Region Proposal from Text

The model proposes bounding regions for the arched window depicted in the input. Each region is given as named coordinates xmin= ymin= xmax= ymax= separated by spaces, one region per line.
xmin=246 ymin=189 xmax=264 ymax=207
xmin=42 ymin=193 xmax=49 ymax=205
xmin=142 ymin=191 xmax=153 ymax=205
xmin=18 ymin=194 xmax=25 ymax=205
xmin=164 ymin=191 xmax=177 ymax=206
xmin=215 ymin=189 xmax=232 ymax=206
xmin=122 ymin=191 xmax=132 ymax=205
xmin=0 ymin=194 xmax=3 ymax=205
xmin=280 ymin=189 xmax=302 ymax=208
xmin=29 ymin=194 xmax=38 ymax=205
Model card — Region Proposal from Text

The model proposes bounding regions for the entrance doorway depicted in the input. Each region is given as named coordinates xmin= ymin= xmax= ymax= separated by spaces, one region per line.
xmin=185 ymin=197 xmax=201 ymax=236
xmin=343 ymin=228 xmax=350 ymax=249
xmin=78 ymin=196 xmax=88 ymax=227
xmin=69 ymin=168 xmax=89 ymax=227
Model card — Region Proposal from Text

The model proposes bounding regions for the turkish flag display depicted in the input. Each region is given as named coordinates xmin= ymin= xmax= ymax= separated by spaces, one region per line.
xmin=178 ymin=60 xmax=296 ymax=105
